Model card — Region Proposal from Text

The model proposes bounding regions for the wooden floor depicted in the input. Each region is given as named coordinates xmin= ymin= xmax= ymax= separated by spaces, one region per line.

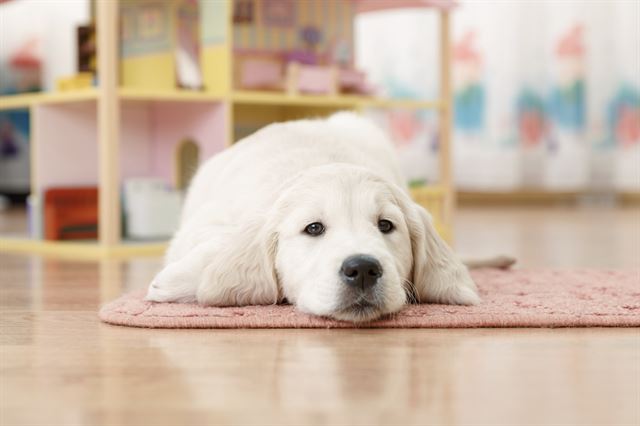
xmin=1 ymin=206 xmax=639 ymax=426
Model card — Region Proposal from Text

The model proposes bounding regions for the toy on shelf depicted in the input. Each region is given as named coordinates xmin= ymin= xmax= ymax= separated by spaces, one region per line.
xmin=77 ymin=24 xmax=97 ymax=75
xmin=54 ymin=23 xmax=98 ymax=92
xmin=55 ymin=72 xmax=95 ymax=91
xmin=286 ymin=62 xmax=337 ymax=95
xmin=44 ymin=187 xmax=98 ymax=240
xmin=288 ymin=26 xmax=323 ymax=65
xmin=338 ymin=69 xmax=374 ymax=95
xmin=120 ymin=0 xmax=203 ymax=90
xmin=285 ymin=63 xmax=374 ymax=96
xmin=233 ymin=3 xmax=373 ymax=95
xmin=234 ymin=52 xmax=285 ymax=91
xmin=7 ymin=38 xmax=42 ymax=93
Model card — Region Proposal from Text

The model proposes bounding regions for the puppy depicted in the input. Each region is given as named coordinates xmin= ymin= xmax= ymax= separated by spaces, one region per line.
xmin=146 ymin=112 xmax=508 ymax=322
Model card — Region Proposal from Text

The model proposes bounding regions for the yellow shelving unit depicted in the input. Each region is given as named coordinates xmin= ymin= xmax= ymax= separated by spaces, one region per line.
xmin=0 ymin=0 xmax=455 ymax=259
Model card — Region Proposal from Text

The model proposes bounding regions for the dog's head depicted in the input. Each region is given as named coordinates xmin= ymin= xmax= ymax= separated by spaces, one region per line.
xmin=269 ymin=164 xmax=413 ymax=321
xmin=192 ymin=164 xmax=474 ymax=322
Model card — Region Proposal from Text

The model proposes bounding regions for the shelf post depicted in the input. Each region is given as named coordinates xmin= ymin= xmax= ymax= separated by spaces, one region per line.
xmin=439 ymin=9 xmax=454 ymax=241
xmin=224 ymin=0 xmax=234 ymax=146
xmin=97 ymin=0 xmax=121 ymax=248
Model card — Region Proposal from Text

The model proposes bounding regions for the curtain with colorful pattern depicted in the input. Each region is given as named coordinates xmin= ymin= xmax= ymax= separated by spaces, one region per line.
xmin=356 ymin=0 xmax=640 ymax=191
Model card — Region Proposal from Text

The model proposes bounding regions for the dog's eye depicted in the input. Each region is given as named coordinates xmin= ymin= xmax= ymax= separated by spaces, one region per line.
xmin=303 ymin=222 xmax=325 ymax=236
xmin=378 ymin=219 xmax=394 ymax=234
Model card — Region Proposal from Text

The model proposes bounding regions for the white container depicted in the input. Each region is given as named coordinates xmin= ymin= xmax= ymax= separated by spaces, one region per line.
xmin=27 ymin=194 xmax=42 ymax=239
xmin=123 ymin=178 xmax=182 ymax=240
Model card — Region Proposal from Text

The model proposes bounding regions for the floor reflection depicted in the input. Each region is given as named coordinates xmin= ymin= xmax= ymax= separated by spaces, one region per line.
xmin=143 ymin=329 xmax=472 ymax=422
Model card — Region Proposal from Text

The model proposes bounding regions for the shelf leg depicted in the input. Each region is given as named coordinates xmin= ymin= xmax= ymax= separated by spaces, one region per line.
xmin=97 ymin=0 xmax=121 ymax=249
xmin=439 ymin=9 xmax=455 ymax=242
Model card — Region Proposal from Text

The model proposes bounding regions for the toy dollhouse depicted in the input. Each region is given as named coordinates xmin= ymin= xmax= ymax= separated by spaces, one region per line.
xmin=0 ymin=0 xmax=456 ymax=259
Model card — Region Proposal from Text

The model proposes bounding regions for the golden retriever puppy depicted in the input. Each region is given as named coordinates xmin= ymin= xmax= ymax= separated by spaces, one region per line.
xmin=146 ymin=112 xmax=491 ymax=322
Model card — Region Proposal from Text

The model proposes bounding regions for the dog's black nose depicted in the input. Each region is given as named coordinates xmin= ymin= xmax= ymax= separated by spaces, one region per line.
xmin=340 ymin=255 xmax=383 ymax=290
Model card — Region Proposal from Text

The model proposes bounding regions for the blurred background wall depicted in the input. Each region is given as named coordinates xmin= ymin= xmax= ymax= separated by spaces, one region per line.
xmin=1 ymin=0 xmax=639 ymax=195
xmin=0 ymin=0 xmax=89 ymax=194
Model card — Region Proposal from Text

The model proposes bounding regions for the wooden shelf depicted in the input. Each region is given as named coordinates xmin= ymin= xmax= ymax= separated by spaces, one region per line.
xmin=0 ymin=89 xmax=99 ymax=110
xmin=232 ymin=90 xmax=441 ymax=110
xmin=118 ymin=88 xmax=225 ymax=103
xmin=0 ymin=88 xmax=226 ymax=110
xmin=0 ymin=237 xmax=167 ymax=259
xmin=1 ymin=89 xmax=440 ymax=110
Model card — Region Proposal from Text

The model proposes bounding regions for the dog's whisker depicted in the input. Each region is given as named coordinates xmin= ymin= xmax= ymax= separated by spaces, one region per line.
xmin=402 ymin=278 xmax=419 ymax=304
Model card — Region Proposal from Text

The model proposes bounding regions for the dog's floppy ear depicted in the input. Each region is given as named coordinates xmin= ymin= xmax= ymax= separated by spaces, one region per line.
xmin=394 ymin=187 xmax=480 ymax=305
xmin=196 ymin=217 xmax=280 ymax=305
xmin=146 ymin=217 xmax=280 ymax=306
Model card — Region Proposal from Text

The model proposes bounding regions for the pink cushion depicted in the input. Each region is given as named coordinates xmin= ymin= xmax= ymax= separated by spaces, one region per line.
xmin=296 ymin=66 xmax=335 ymax=94
xmin=99 ymin=269 xmax=640 ymax=329
xmin=240 ymin=58 xmax=283 ymax=89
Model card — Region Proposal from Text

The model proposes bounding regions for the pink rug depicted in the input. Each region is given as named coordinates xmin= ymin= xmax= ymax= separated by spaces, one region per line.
xmin=99 ymin=269 xmax=640 ymax=328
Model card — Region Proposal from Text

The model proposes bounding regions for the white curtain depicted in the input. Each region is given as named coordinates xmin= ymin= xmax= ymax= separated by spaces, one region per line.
xmin=356 ymin=0 xmax=640 ymax=191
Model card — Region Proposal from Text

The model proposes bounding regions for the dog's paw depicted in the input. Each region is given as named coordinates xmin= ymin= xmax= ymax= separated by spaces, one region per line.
xmin=144 ymin=262 xmax=198 ymax=303
xmin=443 ymin=283 xmax=481 ymax=305
xmin=420 ymin=272 xmax=481 ymax=305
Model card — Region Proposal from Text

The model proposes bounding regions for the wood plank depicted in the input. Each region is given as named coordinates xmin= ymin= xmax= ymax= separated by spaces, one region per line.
xmin=97 ymin=0 xmax=121 ymax=247
xmin=2 ymin=204 xmax=640 ymax=426
xmin=0 ymin=89 xmax=98 ymax=110
xmin=439 ymin=10 xmax=455 ymax=239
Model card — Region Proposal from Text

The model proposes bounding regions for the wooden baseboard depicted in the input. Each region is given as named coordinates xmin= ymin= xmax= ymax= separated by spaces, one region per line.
xmin=619 ymin=191 xmax=640 ymax=205
xmin=457 ymin=190 xmax=640 ymax=206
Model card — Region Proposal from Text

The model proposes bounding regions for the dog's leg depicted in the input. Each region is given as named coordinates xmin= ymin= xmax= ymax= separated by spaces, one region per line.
xmin=145 ymin=239 xmax=216 ymax=303
xmin=146 ymin=219 xmax=279 ymax=306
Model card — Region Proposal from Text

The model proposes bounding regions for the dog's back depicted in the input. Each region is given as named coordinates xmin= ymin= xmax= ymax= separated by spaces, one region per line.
xmin=181 ymin=112 xmax=406 ymax=226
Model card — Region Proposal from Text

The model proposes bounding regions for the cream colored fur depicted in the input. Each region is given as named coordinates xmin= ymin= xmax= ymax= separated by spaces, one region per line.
xmin=146 ymin=112 xmax=485 ymax=322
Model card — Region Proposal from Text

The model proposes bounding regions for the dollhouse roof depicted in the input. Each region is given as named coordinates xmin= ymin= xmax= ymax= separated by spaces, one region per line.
xmin=355 ymin=0 xmax=457 ymax=13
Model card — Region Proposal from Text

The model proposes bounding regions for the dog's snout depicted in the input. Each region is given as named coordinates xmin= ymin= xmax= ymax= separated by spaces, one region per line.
xmin=340 ymin=255 xmax=383 ymax=289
